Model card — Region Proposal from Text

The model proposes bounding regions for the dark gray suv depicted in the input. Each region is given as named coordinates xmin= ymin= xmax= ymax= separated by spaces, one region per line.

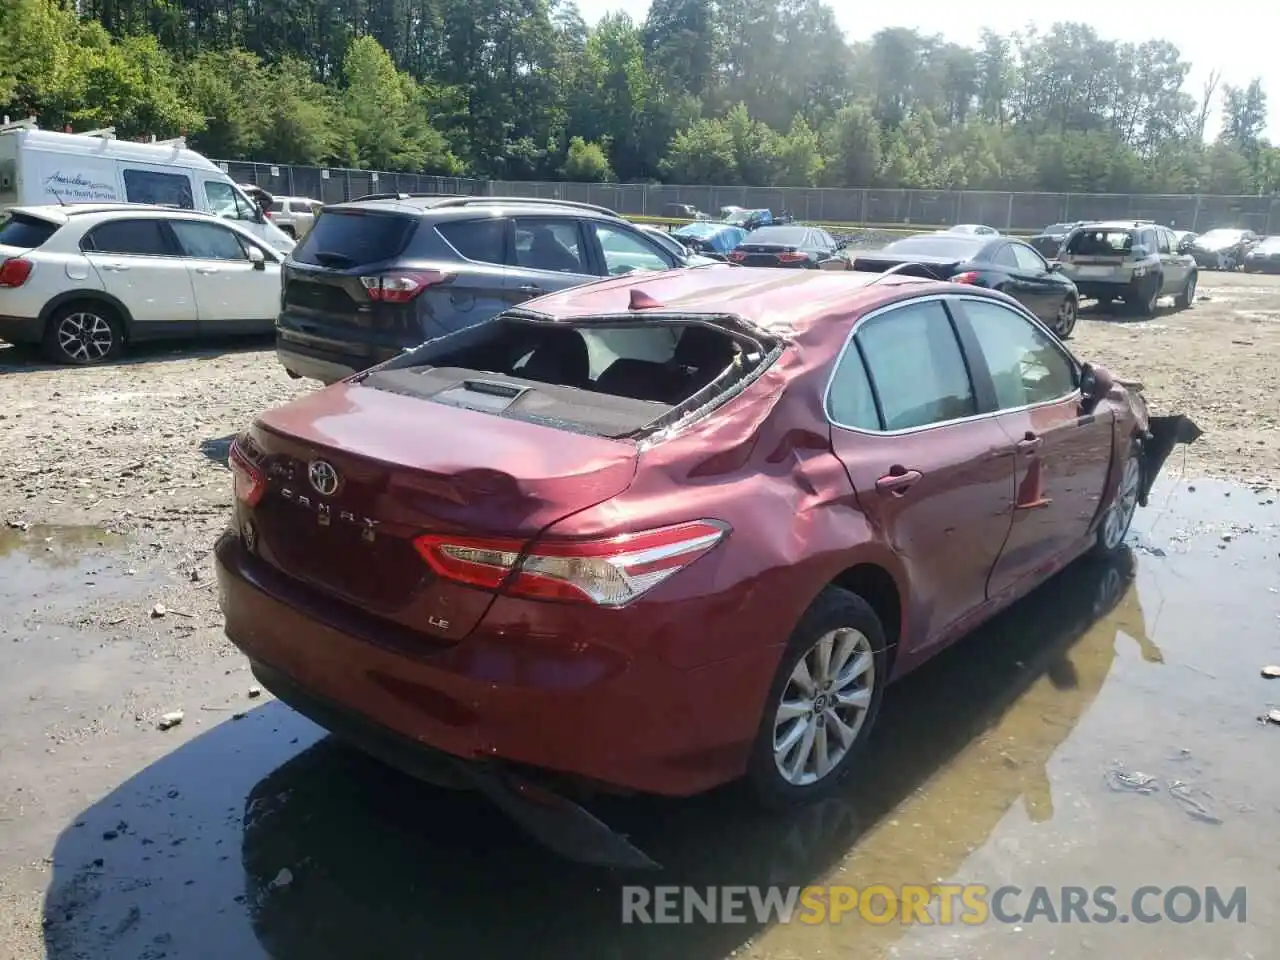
xmin=275 ymin=195 xmax=710 ymax=383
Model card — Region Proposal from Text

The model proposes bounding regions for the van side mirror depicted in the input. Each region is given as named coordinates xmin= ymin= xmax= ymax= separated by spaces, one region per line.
xmin=247 ymin=246 xmax=266 ymax=271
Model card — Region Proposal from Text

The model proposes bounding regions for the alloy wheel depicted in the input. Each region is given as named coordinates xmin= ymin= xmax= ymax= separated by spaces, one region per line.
xmin=1101 ymin=456 xmax=1141 ymax=550
xmin=1054 ymin=297 xmax=1077 ymax=337
xmin=772 ymin=627 xmax=876 ymax=787
xmin=57 ymin=311 xmax=115 ymax=364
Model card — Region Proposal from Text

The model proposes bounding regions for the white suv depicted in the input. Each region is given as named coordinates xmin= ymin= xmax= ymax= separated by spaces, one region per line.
xmin=0 ymin=203 xmax=285 ymax=365
xmin=266 ymin=196 xmax=323 ymax=239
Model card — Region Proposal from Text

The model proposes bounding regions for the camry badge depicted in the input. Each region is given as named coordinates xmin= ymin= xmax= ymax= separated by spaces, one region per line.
xmin=308 ymin=460 xmax=340 ymax=497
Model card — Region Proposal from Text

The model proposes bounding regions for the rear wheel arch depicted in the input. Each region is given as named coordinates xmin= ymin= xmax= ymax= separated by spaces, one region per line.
xmin=828 ymin=562 xmax=903 ymax=671
xmin=39 ymin=290 xmax=135 ymax=341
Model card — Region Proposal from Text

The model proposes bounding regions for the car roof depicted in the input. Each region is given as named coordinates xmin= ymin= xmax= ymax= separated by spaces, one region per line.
xmin=6 ymin=203 xmax=226 ymax=225
xmin=322 ymin=194 xmax=626 ymax=222
xmin=515 ymin=266 xmax=981 ymax=336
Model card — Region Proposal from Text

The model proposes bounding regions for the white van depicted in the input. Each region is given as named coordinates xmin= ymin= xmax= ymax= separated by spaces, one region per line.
xmin=0 ymin=124 xmax=296 ymax=254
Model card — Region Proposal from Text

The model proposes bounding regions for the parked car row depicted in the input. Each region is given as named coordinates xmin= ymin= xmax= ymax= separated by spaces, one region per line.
xmin=6 ymin=199 xmax=1240 ymax=368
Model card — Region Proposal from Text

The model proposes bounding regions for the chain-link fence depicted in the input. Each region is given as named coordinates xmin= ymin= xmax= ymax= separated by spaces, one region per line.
xmin=217 ymin=159 xmax=1280 ymax=234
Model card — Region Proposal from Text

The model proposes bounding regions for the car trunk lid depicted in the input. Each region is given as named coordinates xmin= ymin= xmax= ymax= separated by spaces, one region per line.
xmin=241 ymin=384 xmax=639 ymax=634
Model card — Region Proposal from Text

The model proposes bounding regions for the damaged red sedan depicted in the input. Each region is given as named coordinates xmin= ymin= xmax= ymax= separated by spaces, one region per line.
xmin=215 ymin=266 xmax=1197 ymax=867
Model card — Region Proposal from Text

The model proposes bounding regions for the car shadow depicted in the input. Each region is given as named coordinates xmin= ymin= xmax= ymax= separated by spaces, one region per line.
xmin=199 ymin=435 xmax=236 ymax=468
xmin=1079 ymin=299 xmax=1187 ymax=323
xmin=41 ymin=549 xmax=1150 ymax=959
xmin=0 ymin=334 xmax=274 ymax=375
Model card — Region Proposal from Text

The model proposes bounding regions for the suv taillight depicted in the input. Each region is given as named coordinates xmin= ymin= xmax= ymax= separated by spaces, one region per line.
xmin=359 ymin=270 xmax=452 ymax=303
xmin=413 ymin=520 xmax=730 ymax=606
xmin=0 ymin=258 xmax=33 ymax=287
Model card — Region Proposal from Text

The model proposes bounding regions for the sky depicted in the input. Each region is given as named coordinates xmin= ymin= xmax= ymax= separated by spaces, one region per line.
xmin=575 ymin=0 xmax=1276 ymax=139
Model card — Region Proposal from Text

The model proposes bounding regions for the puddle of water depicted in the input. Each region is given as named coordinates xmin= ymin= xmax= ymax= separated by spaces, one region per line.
xmin=22 ymin=477 xmax=1280 ymax=960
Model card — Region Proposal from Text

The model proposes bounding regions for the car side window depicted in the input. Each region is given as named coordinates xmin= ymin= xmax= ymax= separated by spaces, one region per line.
xmin=1010 ymin=242 xmax=1047 ymax=272
xmin=122 ymin=169 xmax=194 ymax=209
xmin=513 ymin=217 xmax=586 ymax=274
xmin=593 ymin=223 xmax=672 ymax=275
xmin=1138 ymin=229 xmax=1157 ymax=253
xmin=855 ymin=300 xmax=977 ymax=431
xmin=961 ymin=299 xmax=1078 ymax=409
xmin=169 ymin=220 xmax=250 ymax=261
xmin=437 ymin=218 xmax=507 ymax=265
xmin=826 ymin=341 xmax=880 ymax=430
xmin=1156 ymin=229 xmax=1171 ymax=254
xmin=82 ymin=219 xmax=177 ymax=257
xmin=992 ymin=244 xmax=1019 ymax=268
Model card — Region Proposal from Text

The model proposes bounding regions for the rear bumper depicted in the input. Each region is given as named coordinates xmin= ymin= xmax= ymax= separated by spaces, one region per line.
xmin=0 ymin=314 xmax=42 ymax=345
xmin=275 ymin=345 xmax=359 ymax=384
xmin=214 ymin=531 xmax=776 ymax=797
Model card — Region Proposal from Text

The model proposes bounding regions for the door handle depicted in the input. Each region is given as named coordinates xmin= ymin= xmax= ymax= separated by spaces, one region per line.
xmin=196 ymin=266 xmax=221 ymax=275
xmin=518 ymin=284 xmax=543 ymax=295
xmin=1016 ymin=432 xmax=1042 ymax=453
xmin=99 ymin=262 xmax=128 ymax=272
xmin=875 ymin=468 xmax=922 ymax=496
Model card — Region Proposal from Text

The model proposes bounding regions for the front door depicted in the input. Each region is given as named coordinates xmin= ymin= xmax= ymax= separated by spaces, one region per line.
xmin=1155 ymin=227 xmax=1188 ymax=293
xmin=504 ymin=216 xmax=595 ymax=304
xmin=826 ymin=296 xmax=1016 ymax=655
xmin=81 ymin=217 xmax=198 ymax=336
xmin=951 ymin=296 xmax=1115 ymax=598
xmin=167 ymin=219 xmax=280 ymax=333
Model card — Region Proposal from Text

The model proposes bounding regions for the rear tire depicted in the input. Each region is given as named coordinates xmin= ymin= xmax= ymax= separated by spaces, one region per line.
xmin=1174 ymin=271 xmax=1197 ymax=310
xmin=41 ymin=301 xmax=124 ymax=366
xmin=746 ymin=586 xmax=889 ymax=810
xmin=1130 ymin=275 xmax=1161 ymax=316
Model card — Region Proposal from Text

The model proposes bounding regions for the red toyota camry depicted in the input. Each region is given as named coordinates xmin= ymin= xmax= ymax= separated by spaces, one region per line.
xmin=216 ymin=265 xmax=1196 ymax=866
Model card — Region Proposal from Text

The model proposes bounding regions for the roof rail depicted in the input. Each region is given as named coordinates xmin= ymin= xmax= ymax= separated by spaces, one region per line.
xmin=81 ymin=126 xmax=117 ymax=139
xmin=430 ymin=196 xmax=621 ymax=217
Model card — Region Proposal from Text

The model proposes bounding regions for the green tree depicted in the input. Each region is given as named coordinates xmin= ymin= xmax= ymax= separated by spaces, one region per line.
xmin=562 ymin=136 xmax=614 ymax=181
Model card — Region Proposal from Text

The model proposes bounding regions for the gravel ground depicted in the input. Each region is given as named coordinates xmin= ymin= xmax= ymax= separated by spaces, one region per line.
xmin=0 ymin=270 xmax=1278 ymax=958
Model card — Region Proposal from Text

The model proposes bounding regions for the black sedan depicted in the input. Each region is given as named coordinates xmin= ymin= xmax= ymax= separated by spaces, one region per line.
xmin=852 ymin=233 xmax=1081 ymax=338
xmin=727 ymin=225 xmax=841 ymax=268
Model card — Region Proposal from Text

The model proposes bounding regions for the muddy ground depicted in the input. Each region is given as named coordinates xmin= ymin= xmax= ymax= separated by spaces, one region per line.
xmin=0 ymin=272 xmax=1278 ymax=959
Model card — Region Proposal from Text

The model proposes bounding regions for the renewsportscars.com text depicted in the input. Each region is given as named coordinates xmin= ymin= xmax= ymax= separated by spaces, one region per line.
xmin=620 ymin=884 xmax=1247 ymax=926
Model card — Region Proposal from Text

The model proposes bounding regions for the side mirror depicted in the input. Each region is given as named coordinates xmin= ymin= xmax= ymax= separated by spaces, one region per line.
xmin=1047 ymin=260 xmax=1062 ymax=271
xmin=1078 ymin=362 xmax=1114 ymax=412
xmin=247 ymin=246 xmax=267 ymax=271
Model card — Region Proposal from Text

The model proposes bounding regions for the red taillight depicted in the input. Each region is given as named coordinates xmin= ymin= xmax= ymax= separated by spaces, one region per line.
xmin=727 ymin=251 xmax=746 ymax=263
xmin=0 ymin=258 xmax=33 ymax=287
xmin=776 ymin=251 xmax=808 ymax=263
xmin=413 ymin=520 xmax=730 ymax=606
xmin=228 ymin=440 xmax=265 ymax=507
xmin=359 ymin=270 xmax=452 ymax=303
xmin=951 ymin=271 xmax=981 ymax=285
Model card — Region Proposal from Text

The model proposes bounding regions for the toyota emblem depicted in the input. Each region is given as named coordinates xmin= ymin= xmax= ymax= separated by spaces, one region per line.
xmin=308 ymin=460 xmax=340 ymax=497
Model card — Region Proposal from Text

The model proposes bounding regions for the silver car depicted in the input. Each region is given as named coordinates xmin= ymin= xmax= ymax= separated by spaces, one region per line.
xmin=266 ymin=196 xmax=323 ymax=240
xmin=1058 ymin=220 xmax=1197 ymax=315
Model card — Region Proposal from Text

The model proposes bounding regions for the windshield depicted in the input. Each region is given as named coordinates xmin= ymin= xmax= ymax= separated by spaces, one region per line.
xmin=882 ymin=235 xmax=986 ymax=258
xmin=0 ymin=213 xmax=59 ymax=249
xmin=1065 ymin=230 xmax=1134 ymax=256
xmin=743 ymin=226 xmax=807 ymax=245
xmin=293 ymin=210 xmax=418 ymax=267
